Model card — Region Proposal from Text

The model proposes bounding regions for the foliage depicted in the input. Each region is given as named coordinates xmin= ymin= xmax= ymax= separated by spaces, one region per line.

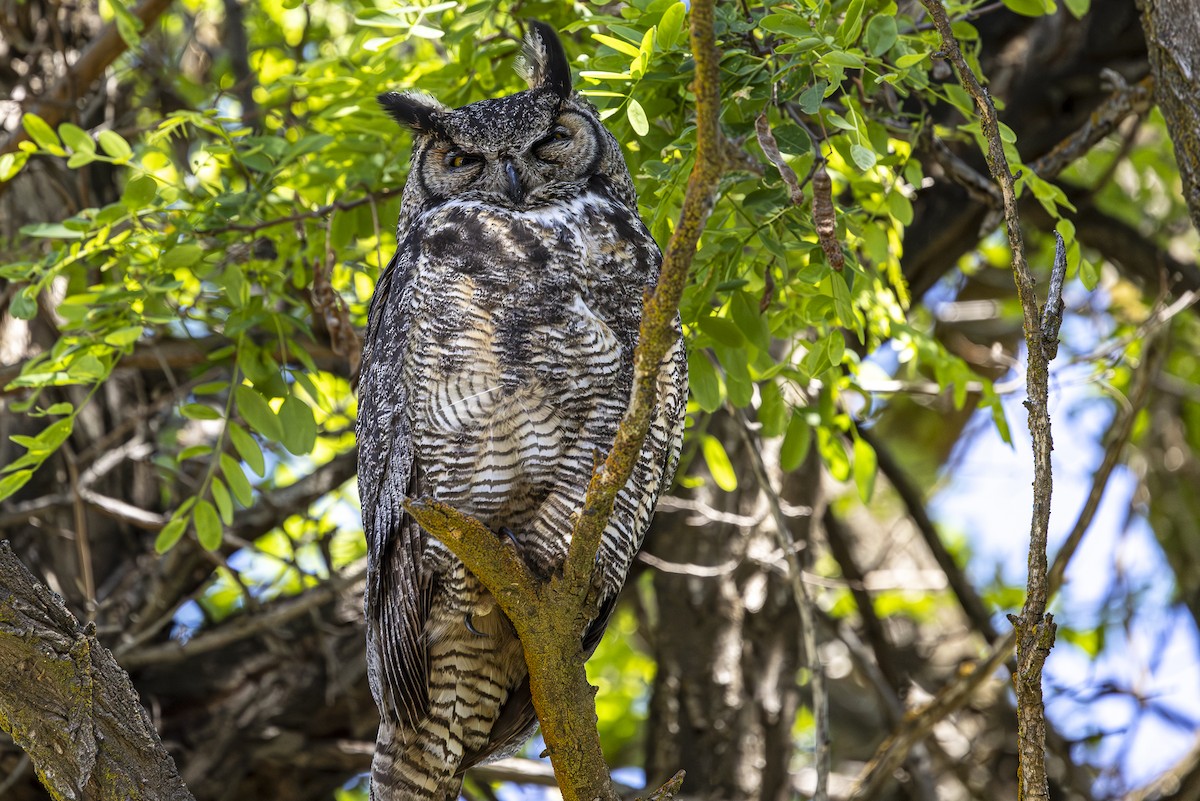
xmin=1 ymin=0 xmax=1035 ymax=538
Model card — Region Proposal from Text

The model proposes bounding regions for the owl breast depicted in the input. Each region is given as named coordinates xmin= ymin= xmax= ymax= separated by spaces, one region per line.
xmin=400 ymin=191 xmax=653 ymax=537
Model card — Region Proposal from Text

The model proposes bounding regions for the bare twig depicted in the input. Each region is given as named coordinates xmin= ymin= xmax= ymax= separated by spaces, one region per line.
xmin=117 ymin=566 xmax=365 ymax=668
xmin=915 ymin=5 xmax=1066 ymax=799
xmin=851 ymin=631 xmax=1016 ymax=800
xmin=1027 ymin=74 xmax=1154 ymax=181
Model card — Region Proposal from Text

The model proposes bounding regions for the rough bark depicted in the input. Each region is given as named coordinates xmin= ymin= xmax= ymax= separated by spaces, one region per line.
xmin=645 ymin=418 xmax=813 ymax=801
xmin=0 ymin=542 xmax=194 ymax=801
xmin=1139 ymin=0 xmax=1200 ymax=233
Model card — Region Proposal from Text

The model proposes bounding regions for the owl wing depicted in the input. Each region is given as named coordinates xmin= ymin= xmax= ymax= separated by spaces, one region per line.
xmin=357 ymin=243 xmax=431 ymax=726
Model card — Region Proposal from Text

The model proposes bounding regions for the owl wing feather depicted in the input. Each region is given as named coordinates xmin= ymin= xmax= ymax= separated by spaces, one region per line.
xmin=358 ymin=243 xmax=432 ymax=727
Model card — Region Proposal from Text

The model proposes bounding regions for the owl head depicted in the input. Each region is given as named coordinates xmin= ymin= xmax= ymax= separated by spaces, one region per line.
xmin=379 ymin=22 xmax=636 ymax=217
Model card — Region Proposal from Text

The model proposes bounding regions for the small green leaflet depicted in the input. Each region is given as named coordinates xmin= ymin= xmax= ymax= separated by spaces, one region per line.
xmin=702 ymin=435 xmax=737 ymax=491
xmin=627 ymin=99 xmax=649 ymax=137
xmin=235 ymin=385 xmax=284 ymax=442
xmin=194 ymin=499 xmax=223 ymax=550
xmin=229 ymin=422 xmax=266 ymax=476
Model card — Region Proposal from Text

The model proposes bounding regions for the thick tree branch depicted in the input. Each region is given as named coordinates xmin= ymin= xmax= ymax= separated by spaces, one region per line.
xmin=0 ymin=542 xmax=194 ymax=801
xmin=915 ymin=6 xmax=1066 ymax=800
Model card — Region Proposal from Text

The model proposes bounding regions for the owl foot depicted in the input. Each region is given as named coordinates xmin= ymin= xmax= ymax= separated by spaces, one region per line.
xmin=497 ymin=526 xmax=553 ymax=583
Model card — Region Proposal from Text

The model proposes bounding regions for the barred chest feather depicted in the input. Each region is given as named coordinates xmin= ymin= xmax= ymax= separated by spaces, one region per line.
xmin=399 ymin=190 xmax=657 ymax=535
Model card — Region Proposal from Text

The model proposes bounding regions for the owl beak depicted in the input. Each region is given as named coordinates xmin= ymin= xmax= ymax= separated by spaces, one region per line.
xmin=502 ymin=160 xmax=524 ymax=203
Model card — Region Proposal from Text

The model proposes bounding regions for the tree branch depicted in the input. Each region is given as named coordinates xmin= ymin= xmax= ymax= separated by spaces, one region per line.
xmin=915 ymin=6 xmax=1066 ymax=800
xmin=0 ymin=542 xmax=195 ymax=801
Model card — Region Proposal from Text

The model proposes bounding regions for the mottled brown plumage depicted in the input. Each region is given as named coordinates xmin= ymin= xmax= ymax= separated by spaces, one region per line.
xmin=357 ymin=21 xmax=686 ymax=800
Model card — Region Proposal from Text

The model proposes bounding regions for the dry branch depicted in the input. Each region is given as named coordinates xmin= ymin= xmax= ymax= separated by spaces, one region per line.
xmin=404 ymin=4 xmax=724 ymax=800
xmin=915 ymin=5 xmax=1067 ymax=799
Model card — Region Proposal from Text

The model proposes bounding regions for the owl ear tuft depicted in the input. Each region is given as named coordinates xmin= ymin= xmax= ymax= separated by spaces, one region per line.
xmin=517 ymin=21 xmax=572 ymax=99
xmin=378 ymin=91 xmax=449 ymax=135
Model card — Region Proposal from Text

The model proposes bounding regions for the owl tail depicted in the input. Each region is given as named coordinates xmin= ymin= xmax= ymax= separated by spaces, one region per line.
xmin=370 ymin=726 xmax=463 ymax=801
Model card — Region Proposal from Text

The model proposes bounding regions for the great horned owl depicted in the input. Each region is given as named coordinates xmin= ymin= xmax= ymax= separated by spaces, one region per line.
xmin=356 ymin=21 xmax=687 ymax=801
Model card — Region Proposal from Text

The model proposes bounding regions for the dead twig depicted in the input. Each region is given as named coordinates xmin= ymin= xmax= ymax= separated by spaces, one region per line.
xmin=915 ymin=5 xmax=1068 ymax=799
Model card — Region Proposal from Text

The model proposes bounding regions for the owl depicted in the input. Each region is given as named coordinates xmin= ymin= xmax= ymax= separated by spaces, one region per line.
xmin=356 ymin=21 xmax=687 ymax=801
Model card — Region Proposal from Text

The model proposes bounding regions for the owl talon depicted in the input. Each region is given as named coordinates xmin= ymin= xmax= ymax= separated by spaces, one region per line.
xmin=464 ymin=613 xmax=489 ymax=638
xmin=496 ymin=526 xmax=554 ymax=583
xmin=498 ymin=526 xmax=521 ymax=549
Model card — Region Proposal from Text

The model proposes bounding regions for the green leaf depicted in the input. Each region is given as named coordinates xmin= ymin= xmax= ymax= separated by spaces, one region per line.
xmin=182 ymin=402 xmax=221 ymax=420
xmin=235 ymin=385 xmax=284 ymax=443
xmin=19 ymin=222 xmax=85 ymax=239
xmin=162 ymin=244 xmax=202 ymax=270
xmin=229 ymin=422 xmax=266 ymax=477
xmin=895 ymin=52 xmax=928 ymax=68
xmin=98 ymin=129 xmax=133 ymax=161
xmin=104 ymin=326 xmax=144 ymax=347
xmin=0 ymin=470 xmax=33 ymax=502
xmin=759 ymin=12 xmax=810 ymax=37
xmin=818 ymin=427 xmax=851 ymax=481
xmin=22 ymin=114 xmax=61 ymax=151
xmin=0 ymin=152 xmax=28 ymax=181
xmin=836 ymin=0 xmax=865 ymax=46
xmin=758 ymin=381 xmax=788 ymax=438
xmin=864 ymin=16 xmax=898 ymax=56
xmin=68 ymin=354 xmax=107 ymax=380
xmin=699 ymin=315 xmax=745 ymax=347
xmin=593 ymin=33 xmax=641 ymax=59
xmin=888 ymin=191 xmax=914 ymax=226
xmin=211 ymin=478 xmax=234 ymax=525
xmin=701 ymin=435 xmax=737 ymax=491
xmin=122 ymin=175 xmax=157 ymax=209
xmin=688 ymin=350 xmax=722 ymax=412
xmin=1079 ymin=258 xmax=1099 ymax=291
xmin=1064 ymin=0 xmax=1089 ymax=15
xmin=850 ymin=143 xmax=877 ymax=170
xmin=194 ymin=499 xmax=223 ymax=551
xmin=111 ymin=0 xmax=144 ymax=47
xmin=220 ymin=453 xmax=254 ymax=506
xmin=155 ymin=516 xmax=188 ymax=553
xmin=627 ymin=99 xmax=649 ymax=137
xmin=10 ymin=287 xmax=37 ymax=320
xmin=657 ymin=2 xmax=687 ymax=49
xmin=717 ymin=346 xmax=753 ymax=408
xmin=1002 ymin=0 xmax=1055 ymax=15
xmin=59 ymin=123 xmax=96 ymax=154
xmin=780 ymin=411 xmax=812 ymax=472
xmin=278 ymin=395 xmax=318 ymax=456
xmin=820 ymin=50 xmax=865 ymax=69
xmin=799 ymin=82 xmax=828 ymax=114
xmin=853 ymin=437 xmax=877 ymax=502
xmin=179 ymin=444 xmax=212 ymax=461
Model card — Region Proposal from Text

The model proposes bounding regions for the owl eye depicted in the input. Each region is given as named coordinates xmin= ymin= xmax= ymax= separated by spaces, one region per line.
xmin=444 ymin=152 xmax=481 ymax=170
xmin=533 ymin=127 xmax=573 ymax=159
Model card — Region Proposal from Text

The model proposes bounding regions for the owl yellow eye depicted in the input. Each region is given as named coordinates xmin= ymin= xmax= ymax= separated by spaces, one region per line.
xmin=444 ymin=152 xmax=479 ymax=170
xmin=551 ymin=127 xmax=571 ymax=141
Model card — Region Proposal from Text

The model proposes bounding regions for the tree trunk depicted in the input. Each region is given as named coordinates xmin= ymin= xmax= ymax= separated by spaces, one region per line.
xmin=644 ymin=415 xmax=814 ymax=801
